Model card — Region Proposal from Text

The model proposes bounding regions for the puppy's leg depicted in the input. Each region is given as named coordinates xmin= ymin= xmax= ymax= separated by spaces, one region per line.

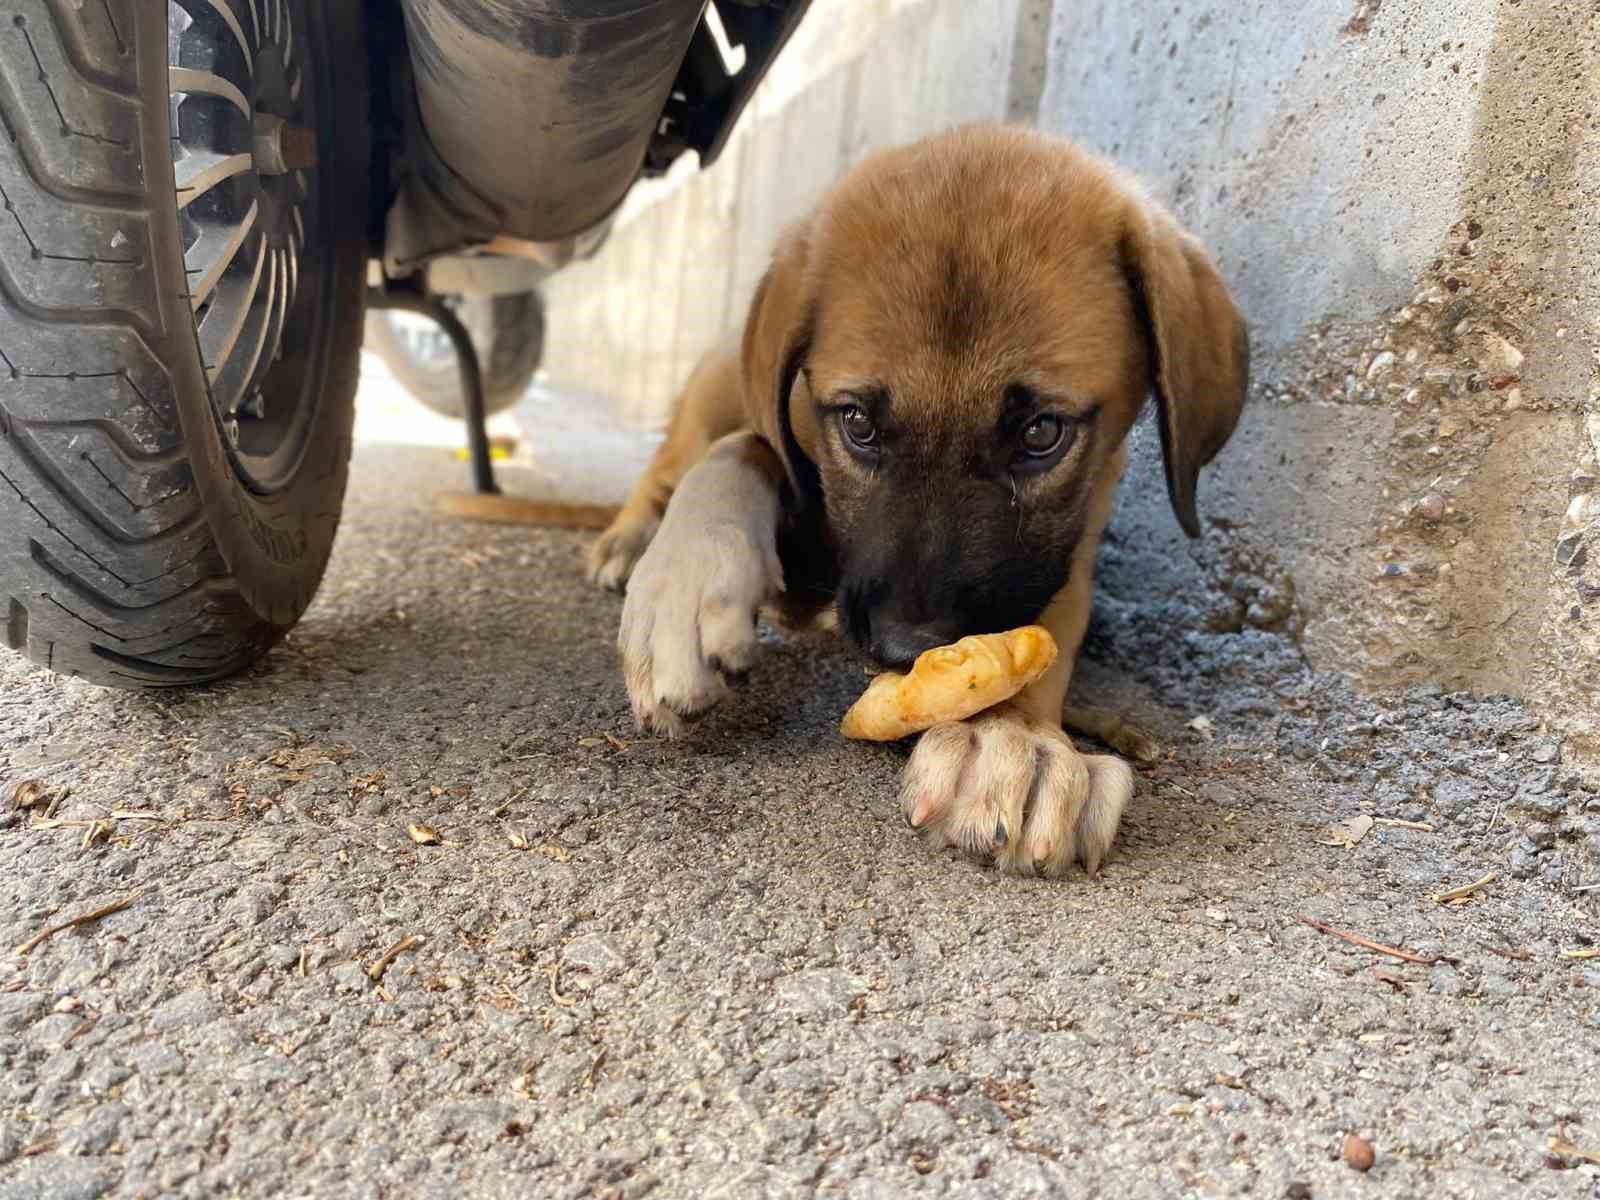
xmin=617 ymin=432 xmax=786 ymax=736
xmin=588 ymin=348 xmax=745 ymax=591
xmin=899 ymin=450 xmax=1135 ymax=876
xmin=1062 ymin=706 xmax=1161 ymax=764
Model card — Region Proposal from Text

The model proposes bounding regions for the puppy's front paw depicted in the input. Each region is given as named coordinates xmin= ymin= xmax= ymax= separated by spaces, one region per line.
xmin=587 ymin=511 xmax=660 ymax=593
xmin=899 ymin=705 xmax=1133 ymax=876
xmin=618 ymin=520 xmax=783 ymax=736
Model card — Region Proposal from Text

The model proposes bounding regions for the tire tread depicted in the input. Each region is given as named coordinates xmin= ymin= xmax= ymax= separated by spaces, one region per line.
xmin=0 ymin=1 xmax=271 ymax=686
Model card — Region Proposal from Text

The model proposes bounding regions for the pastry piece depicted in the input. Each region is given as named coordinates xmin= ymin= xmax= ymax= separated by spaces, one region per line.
xmin=840 ymin=626 xmax=1058 ymax=742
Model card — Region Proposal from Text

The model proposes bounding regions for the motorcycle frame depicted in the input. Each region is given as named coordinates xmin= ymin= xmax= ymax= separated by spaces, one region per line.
xmin=372 ymin=0 xmax=813 ymax=278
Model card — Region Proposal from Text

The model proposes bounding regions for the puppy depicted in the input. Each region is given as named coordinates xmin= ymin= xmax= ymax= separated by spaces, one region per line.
xmin=587 ymin=124 xmax=1248 ymax=876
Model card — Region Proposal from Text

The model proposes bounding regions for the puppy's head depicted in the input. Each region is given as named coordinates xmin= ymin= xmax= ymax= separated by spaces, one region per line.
xmin=742 ymin=125 xmax=1249 ymax=667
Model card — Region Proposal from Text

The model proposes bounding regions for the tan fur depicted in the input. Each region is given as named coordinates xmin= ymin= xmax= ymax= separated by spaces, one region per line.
xmin=591 ymin=123 xmax=1248 ymax=877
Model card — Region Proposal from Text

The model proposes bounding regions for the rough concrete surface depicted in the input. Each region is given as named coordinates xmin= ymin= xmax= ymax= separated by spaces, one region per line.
xmin=3 ymin=430 xmax=1599 ymax=1199
xmin=1045 ymin=0 xmax=1600 ymax=748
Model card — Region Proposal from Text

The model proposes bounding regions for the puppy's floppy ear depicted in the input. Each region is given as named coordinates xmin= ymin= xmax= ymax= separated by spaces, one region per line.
xmin=1121 ymin=201 xmax=1250 ymax=538
xmin=740 ymin=223 xmax=819 ymax=508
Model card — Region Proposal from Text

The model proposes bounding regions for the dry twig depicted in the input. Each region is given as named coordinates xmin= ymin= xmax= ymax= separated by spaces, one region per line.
xmin=1372 ymin=967 xmax=1409 ymax=992
xmin=61 ymin=1015 xmax=100 ymax=1049
xmin=1479 ymin=942 xmax=1532 ymax=962
xmin=1375 ymin=817 xmax=1435 ymax=832
xmin=1431 ymin=872 xmax=1496 ymax=904
xmin=15 ymin=894 xmax=139 ymax=957
xmin=547 ymin=963 xmax=577 ymax=1008
xmin=1559 ymin=947 xmax=1599 ymax=960
xmin=490 ymin=786 xmax=529 ymax=820
xmin=1295 ymin=915 xmax=1439 ymax=965
xmin=1483 ymin=793 xmax=1506 ymax=835
xmin=1548 ymin=1136 xmax=1600 ymax=1166
xmin=368 ymin=935 xmax=423 ymax=982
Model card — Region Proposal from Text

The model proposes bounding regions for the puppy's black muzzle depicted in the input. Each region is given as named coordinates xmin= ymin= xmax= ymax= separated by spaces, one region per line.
xmin=838 ymin=576 xmax=966 ymax=669
xmin=865 ymin=618 xmax=963 ymax=669
xmin=834 ymin=479 xmax=1079 ymax=670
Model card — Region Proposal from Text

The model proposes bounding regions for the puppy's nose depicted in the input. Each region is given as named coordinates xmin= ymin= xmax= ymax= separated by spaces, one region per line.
xmin=869 ymin=620 xmax=958 ymax=669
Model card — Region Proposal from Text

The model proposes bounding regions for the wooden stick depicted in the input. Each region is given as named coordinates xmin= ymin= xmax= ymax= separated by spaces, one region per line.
xmin=15 ymin=894 xmax=138 ymax=956
xmin=1295 ymin=915 xmax=1439 ymax=965
xmin=436 ymin=492 xmax=619 ymax=531
xmin=547 ymin=963 xmax=577 ymax=1008
xmin=1479 ymin=941 xmax=1532 ymax=962
xmin=1431 ymin=872 xmax=1496 ymax=904
xmin=367 ymin=935 xmax=423 ymax=982
xmin=1549 ymin=1137 xmax=1600 ymax=1166
xmin=61 ymin=1014 xmax=100 ymax=1049
xmin=1374 ymin=817 xmax=1435 ymax=832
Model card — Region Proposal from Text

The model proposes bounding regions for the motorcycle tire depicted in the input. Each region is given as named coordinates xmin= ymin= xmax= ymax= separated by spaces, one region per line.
xmin=0 ymin=0 xmax=369 ymax=687
xmin=363 ymin=290 xmax=546 ymax=421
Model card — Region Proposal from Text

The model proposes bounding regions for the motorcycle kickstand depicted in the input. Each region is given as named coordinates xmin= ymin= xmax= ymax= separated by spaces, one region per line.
xmin=366 ymin=283 xmax=500 ymax=496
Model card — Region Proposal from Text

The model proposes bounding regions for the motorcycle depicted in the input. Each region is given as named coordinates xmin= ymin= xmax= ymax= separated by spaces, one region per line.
xmin=0 ymin=0 xmax=809 ymax=687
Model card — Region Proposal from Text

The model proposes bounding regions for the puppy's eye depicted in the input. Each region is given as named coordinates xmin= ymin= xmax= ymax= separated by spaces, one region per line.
xmin=1020 ymin=414 xmax=1067 ymax=457
xmin=839 ymin=404 xmax=879 ymax=451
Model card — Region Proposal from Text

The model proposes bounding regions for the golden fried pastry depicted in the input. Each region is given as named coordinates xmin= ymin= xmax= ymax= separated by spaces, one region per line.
xmin=840 ymin=626 xmax=1058 ymax=742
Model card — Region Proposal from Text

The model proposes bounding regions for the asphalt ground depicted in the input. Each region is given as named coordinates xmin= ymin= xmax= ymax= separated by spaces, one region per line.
xmin=2 ymin=381 xmax=1598 ymax=1199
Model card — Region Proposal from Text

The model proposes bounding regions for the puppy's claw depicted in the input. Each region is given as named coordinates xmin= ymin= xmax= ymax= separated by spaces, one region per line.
xmin=992 ymin=818 xmax=1008 ymax=848
xmin=908 ymin=792 xmax=939 ymax=829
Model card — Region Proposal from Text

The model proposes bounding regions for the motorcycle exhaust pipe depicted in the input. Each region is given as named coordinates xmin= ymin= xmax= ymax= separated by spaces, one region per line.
xmin=388 ymin=0 xmax=708 ymax=271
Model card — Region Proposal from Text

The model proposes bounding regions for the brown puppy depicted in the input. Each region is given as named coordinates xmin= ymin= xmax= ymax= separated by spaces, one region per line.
xmin=588 ymin=123 xmax=1248 ymax=876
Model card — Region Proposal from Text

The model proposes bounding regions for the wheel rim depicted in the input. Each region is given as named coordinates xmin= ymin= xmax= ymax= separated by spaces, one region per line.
xmin=167 ymin=0 xmax=329 ymax=492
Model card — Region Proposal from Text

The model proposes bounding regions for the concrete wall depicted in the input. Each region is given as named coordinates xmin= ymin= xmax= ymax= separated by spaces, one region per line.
xmin=532 ymin=0 xmax=1600 ymax=748
xmin=536 ymin=0 xmax=1026 ymax=426
xmin=1046 ymin=0 xmax=1599 ymax=749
